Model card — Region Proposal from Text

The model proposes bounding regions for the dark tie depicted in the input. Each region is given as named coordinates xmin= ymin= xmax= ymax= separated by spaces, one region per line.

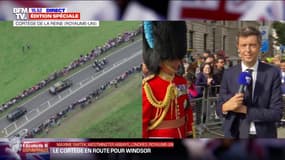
xmin=246 ymin=69 xmax=253 ymax=104
xmin=239 ymin=68 xmax=253 ymax=138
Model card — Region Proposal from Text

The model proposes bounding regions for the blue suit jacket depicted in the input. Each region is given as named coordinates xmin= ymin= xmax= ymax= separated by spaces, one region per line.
xmin=217 ymin=62 xmax=283 ymax=138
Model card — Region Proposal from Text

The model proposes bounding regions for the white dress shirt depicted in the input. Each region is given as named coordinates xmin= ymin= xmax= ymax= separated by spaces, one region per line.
xmin=241 ymin=60 xmax=259 ymax=135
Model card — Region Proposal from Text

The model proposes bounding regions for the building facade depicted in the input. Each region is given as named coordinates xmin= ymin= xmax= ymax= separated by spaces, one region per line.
xmin=185 ymin=21 xmax=271 ymax=58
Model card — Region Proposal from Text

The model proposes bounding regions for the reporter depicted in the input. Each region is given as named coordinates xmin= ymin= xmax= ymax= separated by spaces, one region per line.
xmin=217 ymin=26 xmax=283 ymax=138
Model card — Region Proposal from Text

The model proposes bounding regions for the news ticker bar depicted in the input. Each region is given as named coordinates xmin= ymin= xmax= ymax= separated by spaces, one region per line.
xmin=1 ymin=139 xmax=183 ymax=160
xmin=21 ymin=141 xmax=173 ymax=153
xmin=13 ymin=20 xmax=100 ymax=27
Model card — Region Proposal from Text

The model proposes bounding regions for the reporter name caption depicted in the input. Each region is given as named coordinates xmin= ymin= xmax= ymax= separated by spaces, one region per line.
xmin=12 ymin=8 xmax=99 ymax=27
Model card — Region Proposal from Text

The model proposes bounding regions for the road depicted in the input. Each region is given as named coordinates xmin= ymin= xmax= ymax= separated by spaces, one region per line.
xmin=0 ymin=39 xmax=142 ymax=137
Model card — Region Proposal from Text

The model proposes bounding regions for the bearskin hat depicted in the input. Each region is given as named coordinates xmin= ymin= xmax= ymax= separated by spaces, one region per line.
xmin=143 ymin=21 xmax=187 ymax=74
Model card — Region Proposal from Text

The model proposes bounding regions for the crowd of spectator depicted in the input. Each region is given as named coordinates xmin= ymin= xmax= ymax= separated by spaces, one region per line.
xmin=0 ymin=26 xmax=142 ymax=113
xmin=185 ymin=51 xmax=285 ymax=135
xmin=16 ymin=64 xmax=141 ymax=138
xmin=178 ymin=50 xmax=228 ymax=135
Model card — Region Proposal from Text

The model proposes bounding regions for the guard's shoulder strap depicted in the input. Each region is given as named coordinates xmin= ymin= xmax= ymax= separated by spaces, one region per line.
xmin=142 ymin=74 xmax=155 ymax=85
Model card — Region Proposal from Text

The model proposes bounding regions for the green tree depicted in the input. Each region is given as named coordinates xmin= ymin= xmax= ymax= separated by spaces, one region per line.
xmin=272 ymin=21 xmax=285 ymax=45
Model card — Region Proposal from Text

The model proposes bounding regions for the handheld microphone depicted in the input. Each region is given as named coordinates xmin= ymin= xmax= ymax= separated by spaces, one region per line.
xmin=238 ymin=72 xmax=252 ymax=93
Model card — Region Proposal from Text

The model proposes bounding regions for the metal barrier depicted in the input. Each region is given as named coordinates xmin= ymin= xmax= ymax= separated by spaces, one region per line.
xmin=190 ymin=85 xmax=223 ymax=138
xmin=279 ymin=95 xmax=285 ymax=126
xmin=282 ymin=95 xmax=285 ymax=121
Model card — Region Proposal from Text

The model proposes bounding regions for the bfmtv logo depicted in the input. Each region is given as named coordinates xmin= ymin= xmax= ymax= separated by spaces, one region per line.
xmin=245 ymin=75 xmax=252 ymax=85
xmin=13 ymin=8 xmax=28 ymax=20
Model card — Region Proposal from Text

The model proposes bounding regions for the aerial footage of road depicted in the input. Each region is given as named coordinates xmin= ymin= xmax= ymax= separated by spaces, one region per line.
xmin=0 ymin=39 xmax=142 ymax=138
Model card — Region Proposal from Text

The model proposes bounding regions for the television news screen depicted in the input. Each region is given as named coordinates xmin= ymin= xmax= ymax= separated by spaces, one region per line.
xmin=1 ymin=1 xmax=285 ymax=160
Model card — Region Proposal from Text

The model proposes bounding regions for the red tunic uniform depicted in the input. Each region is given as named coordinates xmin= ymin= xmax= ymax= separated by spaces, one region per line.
xmin=142 ymin=72 xmax=193 ymax=138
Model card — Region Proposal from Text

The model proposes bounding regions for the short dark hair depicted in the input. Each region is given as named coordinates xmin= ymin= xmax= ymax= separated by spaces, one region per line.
xmin=281 ymin=59 xmax=285 ymax=63
xmin=237 ymin=26 xmax=261 ymax=44
xmin=186 ymin=72 xmax=196 ymax=82
xmin=216 ymin=56 xmax=225 ymax=63
xmin=206 ymin=54 xmax=215 ymax=60
xmin=204 ymin=50 xmax=211 ymax=54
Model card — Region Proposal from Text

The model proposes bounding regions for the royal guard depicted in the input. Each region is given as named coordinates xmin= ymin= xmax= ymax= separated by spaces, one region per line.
xmin=142 ymin=21 xmax=193 ymax=138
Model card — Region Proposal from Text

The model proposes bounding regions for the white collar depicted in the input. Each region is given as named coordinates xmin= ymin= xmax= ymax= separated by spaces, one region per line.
xmin=241 ymin=60 xmax=259 ymax=72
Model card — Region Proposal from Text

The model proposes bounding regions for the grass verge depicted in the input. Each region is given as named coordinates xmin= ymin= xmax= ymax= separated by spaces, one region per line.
xmin=0 ymin=21 xmax=141 ymax=105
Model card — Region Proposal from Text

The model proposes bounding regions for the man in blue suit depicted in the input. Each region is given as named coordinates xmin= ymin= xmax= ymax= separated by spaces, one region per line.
xmin=217 ymin=26 xmax=283 ymax=138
